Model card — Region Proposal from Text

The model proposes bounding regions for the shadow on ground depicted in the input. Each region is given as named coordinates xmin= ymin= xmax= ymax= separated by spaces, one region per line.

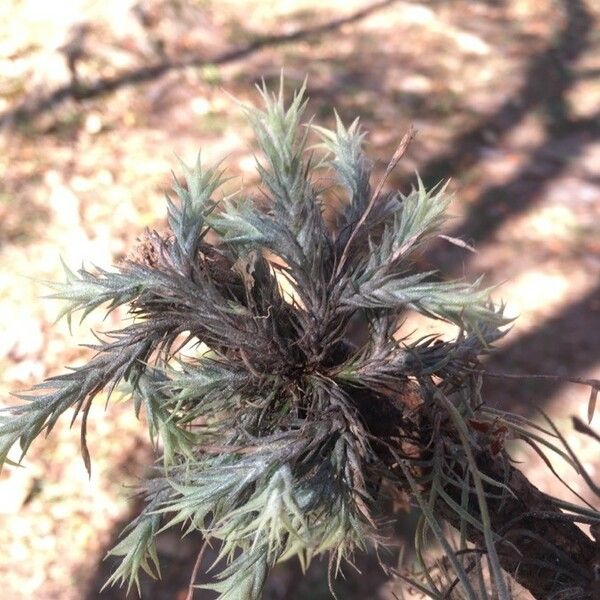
xmin=2 ymin=0 xmax=598 ymax=597
xmin=72 ymin=0 xmax=599 ymax=597
xmin=84 ymin=495 xmax=417 ymax=600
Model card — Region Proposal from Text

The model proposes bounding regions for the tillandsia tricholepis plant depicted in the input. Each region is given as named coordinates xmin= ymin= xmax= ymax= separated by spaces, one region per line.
xmin=2 ymin=78 xmax=599 ymax=600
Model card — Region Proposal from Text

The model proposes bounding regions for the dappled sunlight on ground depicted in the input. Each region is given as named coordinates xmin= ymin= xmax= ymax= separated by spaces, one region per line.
xmin=0 ymin=0 xmax=598 ymax=598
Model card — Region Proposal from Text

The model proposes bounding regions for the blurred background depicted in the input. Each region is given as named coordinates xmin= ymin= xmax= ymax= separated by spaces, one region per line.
xmin=0 ymin=0 xmax=598 ymax=598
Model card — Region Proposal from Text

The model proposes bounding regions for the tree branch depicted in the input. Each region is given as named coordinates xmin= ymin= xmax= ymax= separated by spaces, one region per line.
xmin=352 ymin=385 xmax=600 ymax=599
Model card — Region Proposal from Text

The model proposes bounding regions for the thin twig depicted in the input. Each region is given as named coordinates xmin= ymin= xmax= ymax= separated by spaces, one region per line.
xmin=472 ymin=367 xmax=600 ymax=422
xmin=186 ymin=538 xmax=209 ymax=600
xmin=334 ymin=124 xmax=416 ymax=278
xmin=478 ymin=369 xmax=599 ymax=388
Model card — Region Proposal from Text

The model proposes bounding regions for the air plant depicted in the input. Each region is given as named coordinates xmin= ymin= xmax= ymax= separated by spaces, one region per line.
xmin=1 ymin=79 xmax=598 ymax=600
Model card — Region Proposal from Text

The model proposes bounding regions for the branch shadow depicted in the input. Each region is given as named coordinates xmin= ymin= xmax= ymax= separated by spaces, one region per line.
xmin=427 ymin=112 xmax=600 ymax=274
xmin=406 ymin=0 xmax=600 ymax=414
xmin=415 ymin=0 xmax=593 ymax=190
xmin=481 ymin=283 xmax=600 ymax=415
xmin=0 ymin=0 xmax=401 ymax=129
xmin=419 ymin=0 xmax=596 ymax=268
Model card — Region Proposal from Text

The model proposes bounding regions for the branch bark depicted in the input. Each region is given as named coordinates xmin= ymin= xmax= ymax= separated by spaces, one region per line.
xmin=352 ymin=385 xmax=600 ymax=599
xmin=440 ymin=453 xmax=599 ymax=599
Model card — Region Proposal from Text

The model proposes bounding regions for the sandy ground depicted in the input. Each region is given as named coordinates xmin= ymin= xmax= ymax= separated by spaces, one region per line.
xmin=0 ymin=0 xmax=598 ymax=598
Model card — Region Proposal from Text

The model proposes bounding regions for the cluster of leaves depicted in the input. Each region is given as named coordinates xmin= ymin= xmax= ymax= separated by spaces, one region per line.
xmin=1 ymin=79 xmax=599 ymax=600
